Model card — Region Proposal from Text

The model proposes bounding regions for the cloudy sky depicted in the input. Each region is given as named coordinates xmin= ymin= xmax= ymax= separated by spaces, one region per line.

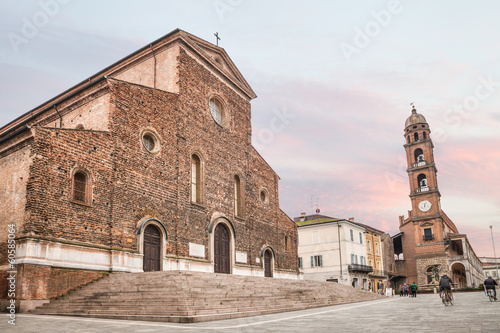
xmin=1 ymin=1 xmax=499 ymax=257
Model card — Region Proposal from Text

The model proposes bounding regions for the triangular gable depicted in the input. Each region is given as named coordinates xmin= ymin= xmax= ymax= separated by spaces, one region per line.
xmin=178 ymin=31 xmax=256 ymax=99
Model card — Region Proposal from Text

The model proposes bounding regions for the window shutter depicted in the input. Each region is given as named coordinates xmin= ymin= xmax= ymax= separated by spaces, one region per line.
xmin=319 ymin=255 xmax=323 ymax=267
xmin=311 ymin=256 xmax=314 ymax=268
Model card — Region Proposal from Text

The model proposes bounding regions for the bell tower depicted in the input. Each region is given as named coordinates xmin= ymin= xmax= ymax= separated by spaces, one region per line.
xmin=403 ymin=105 xmax=441 ymax=224
xmin=399 ymin=105 xmax=459 ymax=289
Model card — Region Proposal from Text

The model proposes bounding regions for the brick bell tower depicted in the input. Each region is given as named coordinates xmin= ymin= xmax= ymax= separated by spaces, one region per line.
xmin=399 ymin=105 xmax=458 ymax=289
xmin=404 ymin=105 xmax=441 ymax=220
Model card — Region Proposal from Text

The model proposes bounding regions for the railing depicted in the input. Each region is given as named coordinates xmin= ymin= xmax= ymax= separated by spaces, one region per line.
xmin=412 ymin=161 xmax=427 ymax=168
xmin=348 ymin=264 xmax=373 ymax=273
xmin=416 ymin=186 xmax=430 ymax=193
xmin=449 ymin=255 xmax=465 ymax=261
xmin=369 ymin=269 xmax=387 ymax=277
xmin=423 ymin=234 xmax=434 ymax=241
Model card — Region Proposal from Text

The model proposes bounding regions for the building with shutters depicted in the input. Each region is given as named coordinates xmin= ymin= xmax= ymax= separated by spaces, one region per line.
xmin=295 ymin=214 xmax=372 ymax=290
xmin=0 ymin=29 xmax=299 ymax=312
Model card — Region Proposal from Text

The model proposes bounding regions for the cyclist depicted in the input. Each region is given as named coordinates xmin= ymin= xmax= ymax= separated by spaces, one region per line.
xmin=439 ymin=274 xmax=453 ymax=298
xmin=484 ymin=276 xmax=498 ymax=301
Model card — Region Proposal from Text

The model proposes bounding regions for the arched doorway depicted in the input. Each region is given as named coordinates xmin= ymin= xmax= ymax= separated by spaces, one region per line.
xmin=264 ymin=249 xmax=273 ymax=277
xmin=451 ymin=262 xmax=467 ymax=288
xmin=143 ymin=224 xmax=161 ymax=272
xmin=214 ymin=223 xmax=230 ymax=274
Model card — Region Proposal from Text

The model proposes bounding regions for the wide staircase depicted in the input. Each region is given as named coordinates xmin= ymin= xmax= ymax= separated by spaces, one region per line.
xmin=30 ymin=271 xmax=384 ymax=323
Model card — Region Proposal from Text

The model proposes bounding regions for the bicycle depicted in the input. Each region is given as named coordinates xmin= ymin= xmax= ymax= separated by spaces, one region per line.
xmin=486 ymin=289 xmax=497 ymax=302
xmin=440 ymin=289 xmax=453 ymax=306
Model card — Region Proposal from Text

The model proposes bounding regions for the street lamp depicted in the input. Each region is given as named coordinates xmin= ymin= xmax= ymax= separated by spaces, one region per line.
xmin=490 ymin=225 xmax=500 ymax=281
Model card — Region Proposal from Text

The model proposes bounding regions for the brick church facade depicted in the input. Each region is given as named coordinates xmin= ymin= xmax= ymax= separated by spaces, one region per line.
xmin=396 ymin=106 xmax=483 ymax=290
xmin=0 ymin=29 xmax=299 ymax=311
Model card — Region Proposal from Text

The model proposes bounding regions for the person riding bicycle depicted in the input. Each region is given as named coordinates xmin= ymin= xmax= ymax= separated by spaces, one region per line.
xmin=439 ymin=274 xmax=453 ymax=296
xmin=484 ymin=276 xmax=498 ymax=301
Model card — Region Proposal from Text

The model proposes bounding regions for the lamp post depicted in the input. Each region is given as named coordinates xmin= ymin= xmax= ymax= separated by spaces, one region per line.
xmin=490 ymin=225 xmax=500 ymax=281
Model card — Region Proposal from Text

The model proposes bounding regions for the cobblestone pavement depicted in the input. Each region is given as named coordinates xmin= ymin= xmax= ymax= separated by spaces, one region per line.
xmin=2 ymin=292 xmax=499 ymax=332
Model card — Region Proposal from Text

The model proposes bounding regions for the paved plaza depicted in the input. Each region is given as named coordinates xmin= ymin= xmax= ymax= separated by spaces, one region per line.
xmin=2 ymin=292 xmax=499 ymax=333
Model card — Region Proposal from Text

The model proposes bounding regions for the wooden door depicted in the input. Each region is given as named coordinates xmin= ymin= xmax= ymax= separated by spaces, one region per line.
xmin=264 ymin=249 xmax=273 ymax=277
xmin=214 ymin=223 xmax=230 ymax=274
xmin=143 ymin=224 xmax=161 ymax=272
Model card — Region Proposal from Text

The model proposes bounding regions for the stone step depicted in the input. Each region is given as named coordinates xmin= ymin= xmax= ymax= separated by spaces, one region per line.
xmin=31 ymin=270 xmax=385 ymax=322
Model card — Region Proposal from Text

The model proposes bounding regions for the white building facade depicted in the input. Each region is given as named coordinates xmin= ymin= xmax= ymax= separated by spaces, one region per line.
xmin=296 ymin=216 xmax=372 ymax=290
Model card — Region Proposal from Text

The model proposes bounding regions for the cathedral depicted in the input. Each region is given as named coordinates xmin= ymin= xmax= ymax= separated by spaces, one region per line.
xmin=396 ymin=106 xmax=484 ymax=290
xmin=0 ymin=29 xmax=299 ymax=312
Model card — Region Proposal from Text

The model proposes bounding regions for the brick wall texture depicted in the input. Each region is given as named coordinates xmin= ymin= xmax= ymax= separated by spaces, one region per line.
xmin=0 ymin=34 xmax=298 ymax=302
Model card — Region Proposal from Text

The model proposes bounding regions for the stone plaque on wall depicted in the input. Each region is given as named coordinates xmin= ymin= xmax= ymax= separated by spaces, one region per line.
xmin=189 ymin=243 xmax=205 ymax=258
xmin=236 ymin=251 xmax=247 ymax=263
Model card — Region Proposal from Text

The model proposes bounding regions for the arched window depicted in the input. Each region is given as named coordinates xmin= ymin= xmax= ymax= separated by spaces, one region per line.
xmin=414 ymin=148 xmax=424 ymax=163
xmin=191 ymin=154 xmax=201 ymax=203
xmin=72 ymin=170 xmax=91 ymax=204
xmin=234 ymin=174 xmax=242 ymax=217
xmin=414 ymin=132 xmax=419 ymax=141
xmin=423 ymin=131 xmax=427 ymax=139
xmin=417 ymin=173 xmax=428 ymax=188
xmin=285 ymin=235 xmax=291 ymax=251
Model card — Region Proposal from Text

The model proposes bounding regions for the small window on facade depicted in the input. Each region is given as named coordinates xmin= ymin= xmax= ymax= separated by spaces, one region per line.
xmin=141 ymin=129 xmax=161 ymax=154
xmin=73 ymin=172 xmax=87 ymax=202
xmin=359 ymin=232 xmax=363 ymax=244
xmin=367 ymin=239 xmax=371 ymax=253
xmin=260 ymin=188 xmax=268 ymax=204
xmin=423 ymin=131 xmax=427 ymax=139
xmin=75 ymin=124 xmax=84 ymax=130
xmin=423 ymin=228 xmax=433 ymax=241
xmin=209 ymin=97 xmax=225 ymax=126
xmin=350 ymin=229 xmax=354 ymax=241
xmin=285 ymin=236 xmax=290 ymax=251
xmin=298 ymin=257 xmax=303 ymax=269
xmin=414 ymin=132 xmax=419 ymax=141
xmin=191 ymin=154 xmax=201 ymax=203
xmin=375 ymin=243 xmax=379 ymax=255
xmin=234 ymin=174 xmax=242 ymax=217
xmin=311 ymin=255 xmax=323 ymax=267
xmin=72 ymin=170 xmax=91 ymax=205
xmin=143 ymin=134 xmax=155 ymax=151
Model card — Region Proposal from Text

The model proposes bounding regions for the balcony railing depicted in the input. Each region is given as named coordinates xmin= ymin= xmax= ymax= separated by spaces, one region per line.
xmin=412 ymin=161 xmax=427 ymax=168
xmin=348 ymin=264 xmax=373 ymax=273
xmin=449 ymin=255 xmax=465 ymax=261
xmin=369 ymin=269 xmax=387 ymax=277
xmin=416 ymin=186 xmax=429 ymax=193
xmin=423 ymin=234 xmax=434 ymax=241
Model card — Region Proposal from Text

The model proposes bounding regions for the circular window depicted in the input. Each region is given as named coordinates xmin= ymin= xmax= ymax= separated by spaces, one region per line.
xmin=143 ymin=134 xmax=155 ymax=151
xmin=141 ymin=130 xmax=161 ymax=154
xmin=209 ymin=97 xmax=225 ymax=126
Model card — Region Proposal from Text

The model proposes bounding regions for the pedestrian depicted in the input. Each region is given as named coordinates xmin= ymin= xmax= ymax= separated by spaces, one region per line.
xmin=410 ymin=282 xmax=418 ymax=297
xmin=399 ymin=284 xmax=403 ymax=297
xmin=403 ymin=283 xmax=409 ymax=297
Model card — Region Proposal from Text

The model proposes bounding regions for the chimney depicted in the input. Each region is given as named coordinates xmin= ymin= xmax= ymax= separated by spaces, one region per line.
xmin=348 ymin=217 xmax=354 ymax=222
xmin=299 ymin=212 xmax=306 ymax=222
xmin=399 ymin=215 xmax=405 ymax=226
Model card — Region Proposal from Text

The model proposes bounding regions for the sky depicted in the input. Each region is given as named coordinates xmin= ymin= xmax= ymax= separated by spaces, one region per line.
xmin=1 ymin=0 xmax=499 ymax=257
